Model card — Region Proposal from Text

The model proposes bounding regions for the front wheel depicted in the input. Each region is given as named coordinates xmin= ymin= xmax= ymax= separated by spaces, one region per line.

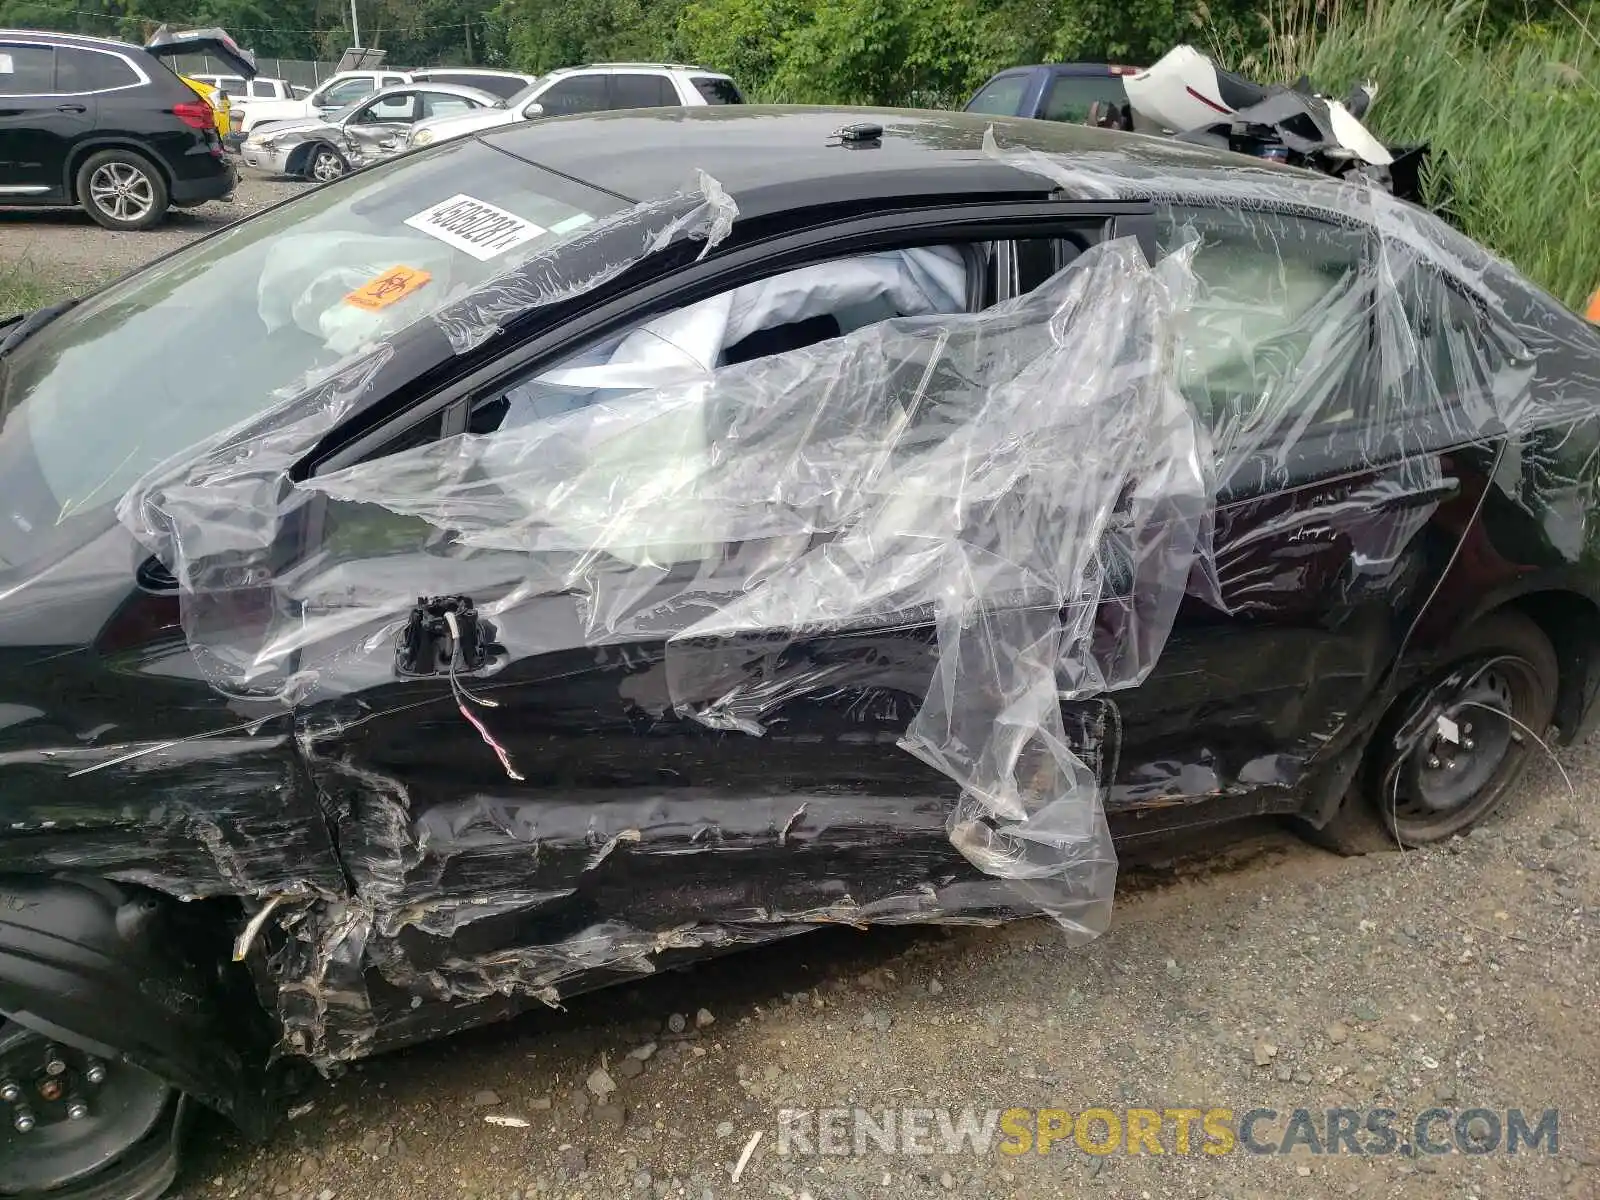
xmin=0 ymin=1020 xmax=186 ymax=1199
xmin=305 ymin=145 xmax=348 ymax=183
xmin=75 ymin=150 xmax=169 ymax=232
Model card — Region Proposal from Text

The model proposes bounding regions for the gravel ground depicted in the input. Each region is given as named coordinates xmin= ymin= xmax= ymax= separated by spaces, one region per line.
xmin=0 ymin=168 xmax=302 ymax=286
xmin=167 ymin=744 xmax=1598 ymax=1200
xmin=4 ymin=170 xmax=1596 ymax=1200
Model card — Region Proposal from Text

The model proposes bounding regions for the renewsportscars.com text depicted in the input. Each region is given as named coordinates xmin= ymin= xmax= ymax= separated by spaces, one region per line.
xmin=775 ymin=1106 xmax=1559 ymax=1158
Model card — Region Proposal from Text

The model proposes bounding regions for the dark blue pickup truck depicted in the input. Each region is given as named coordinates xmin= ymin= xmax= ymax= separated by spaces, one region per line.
xmin=963 ymin=63 xmax=1142 ymax=123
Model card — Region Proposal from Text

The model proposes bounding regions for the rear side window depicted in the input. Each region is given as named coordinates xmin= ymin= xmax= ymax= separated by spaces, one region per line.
xmin=691 ymin=76 xmax=743 ymax=104
xmin=422 ymin=91 xmax=483 ymax=118
xmin=1156 ymin=205 xmax=1371 ymax=441
xmin=0 ymin=45 xmax=57 ymax=95
xmin=1040 ymin=74 xmax=1127 ymax=123
xmin=55 ymin=47 xmax=139 ymax=93
xmin=1389 ymin=256 xmax=1524 ymax=443
xmin=538 ymin=74 xmax=608 ymax=115
xmin=423 ymin=73 xmax=526 ymax=99
xmin=965 ymin=73 xmax=1028 ymax=116
xmin=249 ymin=79 xmax=277 ymax=98
xmin=214 ymin=75 xmax=246 ymax=96
xmin=610 ymin=73 xmax=675 ymax=108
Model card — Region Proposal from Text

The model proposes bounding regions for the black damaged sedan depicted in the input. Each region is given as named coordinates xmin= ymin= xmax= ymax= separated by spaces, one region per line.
xmin=2 ymin=106 xmax=1600 ymax=1197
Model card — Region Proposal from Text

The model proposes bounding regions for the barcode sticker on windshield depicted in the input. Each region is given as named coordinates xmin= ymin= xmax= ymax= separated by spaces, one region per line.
xmin=404 ymin=194 xmax=546 ymax=261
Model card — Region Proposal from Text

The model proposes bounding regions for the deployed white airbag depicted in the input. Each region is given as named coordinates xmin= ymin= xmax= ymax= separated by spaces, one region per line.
xmin=504 ymin=247 xmax=968 ymax=426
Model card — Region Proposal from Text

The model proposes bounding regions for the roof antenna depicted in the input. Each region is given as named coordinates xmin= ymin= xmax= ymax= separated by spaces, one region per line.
xmin=830 ymin=122 xmax=884 ymax=148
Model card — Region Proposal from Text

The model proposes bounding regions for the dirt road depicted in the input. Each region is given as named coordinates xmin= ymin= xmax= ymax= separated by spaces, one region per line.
xmin=0 ymin=171 xmax=300 ymax=286
xmin=3 ymin=169 xmax=1595 ymax=1200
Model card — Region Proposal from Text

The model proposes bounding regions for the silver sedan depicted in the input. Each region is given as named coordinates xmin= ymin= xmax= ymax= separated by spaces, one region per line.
xmin=241 ymin=82 xmax=504 ymax=181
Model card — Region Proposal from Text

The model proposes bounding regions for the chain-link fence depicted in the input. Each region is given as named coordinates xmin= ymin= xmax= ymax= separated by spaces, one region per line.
xmin=167 ymin=55 xmax=343 ymax=90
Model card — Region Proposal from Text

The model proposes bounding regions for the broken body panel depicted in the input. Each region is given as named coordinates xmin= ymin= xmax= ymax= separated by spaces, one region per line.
xmin=2 ymin=109 xmax=1600 ymax=1136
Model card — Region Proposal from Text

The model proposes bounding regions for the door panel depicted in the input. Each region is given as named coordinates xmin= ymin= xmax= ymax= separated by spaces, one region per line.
xmin=1106 ymin=453 xmax=1462 ymax=810
xmin=285 ymin=219 xmax=1124 ymax=1014
xmin=1103 ymin=204 xmax=1483 ymax=814
xmin=0 ymin=45 xmax=88 ymax=198
xmin=343 ymin=90 xmax=416 ymax=163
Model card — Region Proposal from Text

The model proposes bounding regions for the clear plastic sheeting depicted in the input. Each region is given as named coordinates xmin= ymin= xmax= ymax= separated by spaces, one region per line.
xmin=511 ymin=246 xmax=969 ymax=417
xmin=116 ymin=171 xmax=738 ymax=699
xmin=298 ymin=238 xmax=1210 ymax=937
xmin=434 ymin=170 xmax=738 ymax=354
xmin=981 ymin=126 xmax=1600 ymax=441
xmin=113 ymin=131 xmax=1600 ymax=974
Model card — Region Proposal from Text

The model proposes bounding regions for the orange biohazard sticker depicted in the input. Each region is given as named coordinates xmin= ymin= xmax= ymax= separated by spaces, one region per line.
xmin=345 ymin=265 xmax=432 ymax=311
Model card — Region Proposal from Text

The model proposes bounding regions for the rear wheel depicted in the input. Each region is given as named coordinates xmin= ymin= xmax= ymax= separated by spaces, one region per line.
xmin=1308 ymin=612 xmax=1559 ymax=852
xmin=0 ymin=1021 xmax=184 ymax=1199
xmin=75 ymin=150 xmax=169 ymax=232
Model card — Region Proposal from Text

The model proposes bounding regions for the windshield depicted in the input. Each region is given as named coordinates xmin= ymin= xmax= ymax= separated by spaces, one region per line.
xmin=326 ymin=98 xmax=367 ymax=123
xmin=0 ymin=139 xmax=623 ymax=570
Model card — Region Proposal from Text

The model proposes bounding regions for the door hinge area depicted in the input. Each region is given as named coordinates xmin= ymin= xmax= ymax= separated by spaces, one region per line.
xmin=395 ymin=595 xmax=500 ymax=678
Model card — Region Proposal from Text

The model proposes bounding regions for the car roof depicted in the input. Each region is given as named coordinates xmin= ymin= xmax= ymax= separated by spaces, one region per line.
xmin=372 ymin=81 xmax=502 ymax=101
xmin=982 ymin=62 xmax=1134 ymax=78
xmin=555 ymin=62 xmax=724 ymax=75
xmin=395 ymin=80 xmax=501 ymax=94
xmin=0 ymin=28 xmax=146 ymax=54
xmin=415 ymin=67 xmax=534 ymax=77
xmin=482 ymin=104 xmax=1275 ymax=214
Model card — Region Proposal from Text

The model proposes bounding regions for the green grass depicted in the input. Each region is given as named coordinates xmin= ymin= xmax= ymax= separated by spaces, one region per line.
xmin=1235 ymin=0 xmax=1600 ymax=313
xmin=0 ymin=260 xmax=77 ymax=321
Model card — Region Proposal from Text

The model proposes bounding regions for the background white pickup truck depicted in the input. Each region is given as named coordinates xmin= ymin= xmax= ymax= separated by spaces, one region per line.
xmin=234 ymin=69 xmax=411 ymax=134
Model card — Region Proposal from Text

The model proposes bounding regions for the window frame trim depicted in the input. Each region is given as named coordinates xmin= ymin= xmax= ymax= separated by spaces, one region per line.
xmin=282 ymin=202 xmax=1148 ymax=639
xmin=301 ymin=199 xmax=1152 ymax=483
xmin=0 ymin=39 xmax=150 ymax=97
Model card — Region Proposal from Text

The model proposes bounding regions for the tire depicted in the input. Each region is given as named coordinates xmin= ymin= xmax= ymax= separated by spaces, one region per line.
xmin=0 ymin=1020 xmax=186 ymax=1199
xmin=74 ymin=150 xmax=169 ymax=232
xmin=1308 ymin=611 xmax=1559 ymax=853
xmin=1299 ymin=784 xmax=1399 ymax=856
xmin=305 ymin=145 xmax=348 ymax=183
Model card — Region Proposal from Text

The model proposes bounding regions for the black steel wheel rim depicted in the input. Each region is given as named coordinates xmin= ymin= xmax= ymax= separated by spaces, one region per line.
xmin=0 ymin=1023 xmax=173 ymax=1195
xmin=1389 ymin=659 xmax=1537 ymax=841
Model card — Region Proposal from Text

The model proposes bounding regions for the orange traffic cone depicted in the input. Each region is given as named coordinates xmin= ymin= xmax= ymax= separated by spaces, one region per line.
xmin=1588 ymin=287 xmax=1600 ymax=324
